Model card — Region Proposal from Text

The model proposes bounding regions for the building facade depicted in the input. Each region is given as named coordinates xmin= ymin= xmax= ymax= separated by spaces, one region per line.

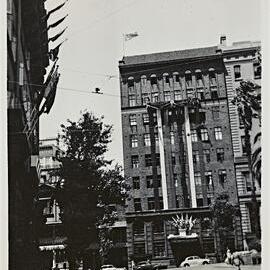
xmin=220 ymin=37 xmax=261 ymax=247
xmin=7 ymin=1 xmax=49 ymax=269
xmin=119 ymin=46 xmax=242 ymax=267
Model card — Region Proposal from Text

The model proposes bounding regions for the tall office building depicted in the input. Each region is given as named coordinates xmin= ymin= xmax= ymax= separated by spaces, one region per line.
xmin=119 ymin=45 xmax=242 ymax=266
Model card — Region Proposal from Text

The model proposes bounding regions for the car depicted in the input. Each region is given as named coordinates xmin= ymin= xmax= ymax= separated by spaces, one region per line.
xmin=134 ymin=261 xmax=167 ymax=270
xmin=180 ymin=256 xmax=210 ymax=267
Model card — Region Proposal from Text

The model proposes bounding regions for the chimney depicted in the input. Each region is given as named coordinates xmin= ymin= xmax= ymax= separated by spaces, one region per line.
xmin=220 ymin=35 xmax=227 ymax=46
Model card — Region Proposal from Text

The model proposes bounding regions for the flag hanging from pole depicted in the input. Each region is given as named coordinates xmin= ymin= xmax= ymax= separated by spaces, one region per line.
xmin=48 ymin=27 xmax=68 ymax=43
xmin=44 ymin=0 xmax=68 ymax=21
xmin=47 ymin=15 xmax=68 ymax=31
xmin=48 ymin=39 xmax=67 ymax=61
xmin=124 ymin=32 xmax=138 ymax=41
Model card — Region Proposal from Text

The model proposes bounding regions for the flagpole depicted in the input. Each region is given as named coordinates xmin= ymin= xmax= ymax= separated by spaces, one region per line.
xmin=122 ymin=34 xmax=126 ymax=56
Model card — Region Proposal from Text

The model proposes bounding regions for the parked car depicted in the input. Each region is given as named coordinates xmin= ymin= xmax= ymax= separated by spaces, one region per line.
xmin=100 ymin=265 xmax=126 ymax=270
xmin=134 ymin=261 xmax=167 ymax=270
xmin=180 ymin=256 xmax=210 ymax=267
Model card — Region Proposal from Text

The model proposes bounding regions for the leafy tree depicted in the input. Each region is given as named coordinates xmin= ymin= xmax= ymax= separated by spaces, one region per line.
xmin=54 ymin=111 xmax=128 ymax=270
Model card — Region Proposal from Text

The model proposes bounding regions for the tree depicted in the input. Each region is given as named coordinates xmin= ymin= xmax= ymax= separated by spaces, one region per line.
xmin=210 ymin=194 xmax=241 ymax=260
xmin=54 ymin=111 xmax=128 ymax=270
xmin=231 ymin=55 xmax=261 ymax=239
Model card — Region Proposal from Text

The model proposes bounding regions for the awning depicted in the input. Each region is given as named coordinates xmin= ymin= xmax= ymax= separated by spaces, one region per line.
xmin=39 ymin=244 xmax=66 ymax=251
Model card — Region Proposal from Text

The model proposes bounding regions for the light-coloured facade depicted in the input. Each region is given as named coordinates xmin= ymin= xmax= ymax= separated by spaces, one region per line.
xmin=220 ymin=37 xmax=261 ymax=246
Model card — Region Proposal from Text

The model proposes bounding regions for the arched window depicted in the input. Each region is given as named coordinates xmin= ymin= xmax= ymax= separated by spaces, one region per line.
xmin=128 ymin=76 xmax=134 ymax=88
xmin=163 ymin=73 xmax=170 ymax=84
xmin=195 ymin=69 xmax=203 ymax=87
xmin=173 ymin=72 xmax=180 ymax=83
xmin=208 ymin=68 xmax=216 ymax=85
xmin=150 ymin=74 xmax=157 ymax=85
xmin=185 ymin=70 xmax=192 ymax=88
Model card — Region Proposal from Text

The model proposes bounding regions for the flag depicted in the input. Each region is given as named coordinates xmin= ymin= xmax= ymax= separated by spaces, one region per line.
xmin=45 ymin=1 xmax=68 ymax=21
xmin=124 ymin=32 xmax=138 ymax=41
xmin=48 ymin=39 xmax=67 ymax=61
xmin=44 ymin=73 xmax=60 ymax=114
xmin=48 ymin=27 xmax=67 ymax=43
xmin=47 ymin=15 xmax=68 ymax=31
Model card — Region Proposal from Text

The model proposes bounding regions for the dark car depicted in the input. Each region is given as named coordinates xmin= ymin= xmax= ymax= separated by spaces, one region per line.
xmin=134 ymin=261 xmax=167 ymax=270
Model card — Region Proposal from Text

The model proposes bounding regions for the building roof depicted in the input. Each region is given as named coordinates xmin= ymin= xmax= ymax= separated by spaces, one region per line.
xmin=121 ymin=46 xmax=220 ymax=66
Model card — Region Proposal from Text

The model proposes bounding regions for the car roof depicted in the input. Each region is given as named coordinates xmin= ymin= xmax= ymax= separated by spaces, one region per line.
xmin=101 ymin=265 xmax=114 ymax=268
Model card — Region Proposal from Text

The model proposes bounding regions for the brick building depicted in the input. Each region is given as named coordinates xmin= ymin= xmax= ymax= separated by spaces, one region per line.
xmin=119 ymin=46 xmax=243 ymax=266
xmin=220 ymin=37 xmax=261 ymax=247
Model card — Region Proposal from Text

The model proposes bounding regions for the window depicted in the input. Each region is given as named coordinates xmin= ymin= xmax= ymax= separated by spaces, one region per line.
xmin=214 ymin=127 xmax=222 ymax=140
xmin=128 ymin=94 xmax=136 ymax=107
xmin=242 ymin=171 xmax=252 ymax=192
xmin=133 ymin=221 xmax=144 ymax=234
xmin=128 ymin=76 xmax=134 ymax=87
xmin=205 ymin=171 xmax=213 ymax=189
xmin=193 ymin=151 xmax=199 ymax=164
xmin=241 ymin=136 xmax=247 ymax=155
xmin=234 ymin=65 xmax=241 ymax=80
xmin=155 ymin=133 xmax=159 ymax=145
xmin=134 ymin=198 xmax=142 ymax=211
xmin=197 ymin=89 xmax=205 ymax=100
xmin=253 ymin=63 xmax=261 ymax=79
xmin=218 ymin=169 xmax=227 ymax=187
xmin=129 ymin=114 xmax=137 ymax=126
xmin=170 ymin=131 xmax=175 ymax=145
xmin=173 ymin=72 xmax=180 ymax=83
xmin=131 ymin=155 xmax=139 ymax=168
xmin=163 ymin=73 xmax=170 ymax=85
xmin=217 ymin=148 xmax=224 ymax=162
xmin=145 ymin=154 xmax=152 ymax=167
xmin=153 ymin=241 xmax=165 ymax=257
xmin=209 ymin=68 xmax=216 ymax=85
xmin=200 ymin=128 xmax=209 ymax=141
xmin=133 ymin=177 xmax=140 ymax=189
xmin=171 ymin=153 xmax=176 ymax=165
xmin=153 ymin=112 xmax=157 ymax=123
xmin=134 ymin=243 xmax=145 ymax=255
xmin=142 ymin=93 xmax=150 ymax=105
xmin=144 ymin=133 xmax=151 ymax=146
xmin=194 ymin=172 xmax=202 ymax=185
xmin=197 ymin=198 xmax=204 ymax=207
xmin=174 ymin=174 xmax=178 ymax=187
xmin=164 ymin=91 xmax=171 ymax=101
xmin=159 ymin=197 xmax=164 ymax=209
xmin=185 ymin=70 xmax=192 ymax=88
xmin=155 ymin=154 xmax=160 ymax=165
xmin=141 ymin=75 xmax=147 ymax=86
xmin=153 ymin=221 xmax=164 ymax=233
xmin=142 ymin=113 xmax=149 ymax=124
xmin=152 ymin=93 xmax=159 ymax=102
xmin=203 ymin=149 xmax=210 ymax=163
xmin=195 ymin=70 xmax=203 ymax=87
xmin=174 ymin=90 xmax=182 ymax=101
xmin=130 ymin=135 xmax=138 ymax=148
xmin=212 ymin=106 xmax=220 ymax=119
xmin=148 ymin=197 xmax=155 ymax=210
xmin=157 ymin=175 xmax=162 ymax=187
xmin=150 ymin=74 xmax=157 ymax=85
xmin=211 ymin=87 xmax=218 ymax=99
xmin=191 ymin=129 xmax=198 ymax=142
xmin=146 ymin=175 xmax=153 ymax=188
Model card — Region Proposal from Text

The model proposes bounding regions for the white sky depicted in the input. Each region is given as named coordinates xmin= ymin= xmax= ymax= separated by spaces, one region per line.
xmin=40 ymin=0 xmax=262 ymax=165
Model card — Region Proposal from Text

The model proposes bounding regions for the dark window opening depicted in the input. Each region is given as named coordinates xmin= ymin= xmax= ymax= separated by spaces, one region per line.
xmin=234 ymin=65 xmax=241 ymax=80
xmin=254 ymin=63 xmax=261 ymax=79
xmin=133 ymin=177 xmax=140 ymax=189
xmin=219 ymin=169 xmax=227 ymax=187
xmin=217 ymin=148 xmax=225 ymax=162
xmin=150 ymin=75 xmax=157 ymax=85
xmin=148 ymin=197 xmax=155 ymax=210
xmin=134 ymin=198 xmax=142 ymax=212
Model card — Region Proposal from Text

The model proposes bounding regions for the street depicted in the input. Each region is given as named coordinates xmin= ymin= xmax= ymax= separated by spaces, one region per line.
xmin=170 ymin=263 xmax=261 ymax=270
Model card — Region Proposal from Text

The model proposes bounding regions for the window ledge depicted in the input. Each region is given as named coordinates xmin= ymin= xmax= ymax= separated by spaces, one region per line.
xmin=235 ymin=78 xmax=243 ymax=82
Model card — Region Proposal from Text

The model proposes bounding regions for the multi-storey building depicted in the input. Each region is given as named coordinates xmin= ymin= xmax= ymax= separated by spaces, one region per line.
xmin=119 ymin=46 xmax=242 ymax=267
xmin=220 ymin=36 xmax=261 ymax=248
xmin=7 ymin=1 xmax=49 ymax=269
xmin=38 ymin=138 xmax=67 ymax=269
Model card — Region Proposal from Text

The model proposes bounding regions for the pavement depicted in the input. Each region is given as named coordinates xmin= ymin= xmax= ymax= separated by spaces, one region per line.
xmin=169 ymin=263 xmax=261 ymax=270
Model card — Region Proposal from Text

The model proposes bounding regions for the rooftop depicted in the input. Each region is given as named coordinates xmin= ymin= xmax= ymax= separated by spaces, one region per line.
xmin=121 ymin=46 xmax=220 ymax=66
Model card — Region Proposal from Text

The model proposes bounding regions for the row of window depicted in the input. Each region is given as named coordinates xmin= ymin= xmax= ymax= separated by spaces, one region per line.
xmin=129 ymin=127 xmax=223 ymax=149
xmin=128 ymin=87 xmax=220 ymax=106
xmin=132 ymin=169 xmax=226 ymax=191
xmin=193 ymin=147 xmax=225 ymax=164
xmin=233 ymin=63 xmax=261 ymax=81
xmin=127 ymin=69 xmax=217 ymax=88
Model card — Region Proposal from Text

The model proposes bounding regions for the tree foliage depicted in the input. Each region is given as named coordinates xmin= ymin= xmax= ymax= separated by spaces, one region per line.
xmin=54 ymin=111 xmax=128 ymax=269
